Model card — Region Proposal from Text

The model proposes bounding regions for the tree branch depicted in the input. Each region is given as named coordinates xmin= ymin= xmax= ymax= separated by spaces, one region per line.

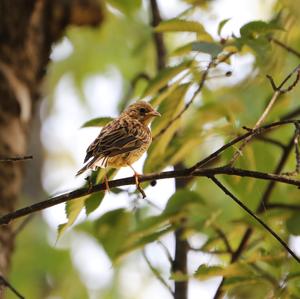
xmin=190 ymin=119 xmax=300 ymax=171
xmin=157 ymin=240 xmax=173 ymax=265
xmin=142 ymin=249 xmax=174 ymax=296
xmin=153 ymin=61 xmax=213 ymax=139
xmin=1 ymin=165 xmax=300 ymax=225
xmin=154 ymin=52 xmax=235 ymax=140
xmin=210 ymin=176 xmax=300 ymax=262
xmin=270 ymin=37 xmax=300 ymax=59
xmin=257 ymin=137 xmax=295 ymax=212
xmin=0 ymin=275 xmax=24 ymax=299
xmin=242 ymin=127 xmax=286 ymax=149
xmin=229 ymin=64 xmax=300 ymax=165
xmin=149 ymin=0 xmax=166 ymax=71
xmin=214 ymin=129 xmax=298 ymax=298
xmin=0 ymin=155 xmax=32 ymax=162
xmin=1 ymin=118 xmax=300 ymax=226
xmin=266 ymin=203 xmax=300 ymax=210
xmin=214 ymin=226 xmax=233 ymax=254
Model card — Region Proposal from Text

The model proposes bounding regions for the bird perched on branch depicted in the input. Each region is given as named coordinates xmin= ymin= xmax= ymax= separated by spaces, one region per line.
xmin=76 ymin=101 xmax=160 ymax=192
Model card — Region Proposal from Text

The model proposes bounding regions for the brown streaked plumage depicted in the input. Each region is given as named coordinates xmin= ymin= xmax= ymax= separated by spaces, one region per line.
xmin=76 ymin=101 xmax=160 ymax=187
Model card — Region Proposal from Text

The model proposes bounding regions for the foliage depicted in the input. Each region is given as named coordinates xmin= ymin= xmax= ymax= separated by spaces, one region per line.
xmin=10 ymin=0 xmax=300 ymax=298
xmin=6 ymin=217 xmax=88 ymax=299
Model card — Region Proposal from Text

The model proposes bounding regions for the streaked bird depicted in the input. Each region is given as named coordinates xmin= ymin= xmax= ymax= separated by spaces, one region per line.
xmin=76 ymin=101 xmax=160 ymax=190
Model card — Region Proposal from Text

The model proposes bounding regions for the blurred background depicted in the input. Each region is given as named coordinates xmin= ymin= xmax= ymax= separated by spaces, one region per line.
xmin=7 ymin=0 xmax=300 ymax=298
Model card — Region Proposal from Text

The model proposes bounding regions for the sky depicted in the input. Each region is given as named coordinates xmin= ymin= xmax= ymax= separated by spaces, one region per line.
xmin=40 ymin=1 xmax=284 ymax=298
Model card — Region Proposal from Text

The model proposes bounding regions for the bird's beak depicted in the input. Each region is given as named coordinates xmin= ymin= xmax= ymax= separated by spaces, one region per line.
xmin=148 ymin=110 xmax=161 ymax=117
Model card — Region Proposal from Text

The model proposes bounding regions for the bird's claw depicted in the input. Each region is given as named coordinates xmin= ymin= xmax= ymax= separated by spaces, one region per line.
xmin=134 ymin=173 xmax=146 ymax=199
xmin=104 ymin=174 xmax=111 ymax=193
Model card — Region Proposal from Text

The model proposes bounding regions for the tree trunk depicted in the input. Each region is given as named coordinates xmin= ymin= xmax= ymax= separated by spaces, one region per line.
xmin=0 ymin=0 xmax=103 ymax=296
xmin=173 ymin=163 xmax=190 ymax=299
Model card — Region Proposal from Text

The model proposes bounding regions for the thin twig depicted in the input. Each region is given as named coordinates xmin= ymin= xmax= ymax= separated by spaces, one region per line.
xmin=267 ymin=67 xmax=300 ymax=93
xmin=270 ymin=37 xmax=300 ymax=59
xmin=142 ymin=249 xmax=174 ymax=296
xmin=210 ymin=176 xmax=300 ymax=263
xmin=0 ymin=155 xmax=32 ymax=162
xmin=266 ymin=203 xmax=300 ymax=210
xmin=12 ymin=214 xmax=34 ymax=237
xmin=213 ymin=133 xmax=298 ymax=298
xmin=294 ymin=123 xmax=300 ymax=173
xmin=214 ymin=226 xmax=233 ymax=254
xmin=250 ymin=263 xmax=279 ymax=288
xmin=213 ymin=227 xmax=254 ymax=299
xmin=153 ymin=61 xmax=213 ymax=140
xmin=257 ymin=137 xmax=295 ymax=212
xmin=254 ymin=136 xmax=286 ymax=149
xmin=229 ymin=64 xmax=300 ymax=165
xmin=157 ymin=240 xmax=173 ymax=265
xmin=0 ymin=276 xmax=25 ymax=299
xmin=242 ymin=126 xmax=286 ymax=149
xmin=154 ymin=52 xmax=235 ymax=140
xmin=281 ymin=107 xmax=300 ymax=120
xmin=190 ymin=119 xmax=300 ymax=172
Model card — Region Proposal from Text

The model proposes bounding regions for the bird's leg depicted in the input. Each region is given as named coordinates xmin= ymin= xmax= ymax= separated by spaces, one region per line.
xmin=104 ymin=170 xmax=111 ymax=192
xmin=128 ymin=164 xmax=146 ymax=198
xmin=128 ymin=164 xmax=141 ymax=185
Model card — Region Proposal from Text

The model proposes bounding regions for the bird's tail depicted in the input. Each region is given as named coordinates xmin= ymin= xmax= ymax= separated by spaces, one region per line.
xmin=76 ymin=155 xmax=109 ymax=176
xmin=75 ymin=159 xmax=96 ymax=176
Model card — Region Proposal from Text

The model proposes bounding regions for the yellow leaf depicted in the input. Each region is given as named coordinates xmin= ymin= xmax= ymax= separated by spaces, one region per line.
xmin=57 ymin=196 xmax=88 ymax=238
xmin=155 ymin=19 xmax=208 ymax=35
xmin=144 ymin=83 xmax=190 ymax=172
xmin=143 ymin=61 xmax=192 ymax=97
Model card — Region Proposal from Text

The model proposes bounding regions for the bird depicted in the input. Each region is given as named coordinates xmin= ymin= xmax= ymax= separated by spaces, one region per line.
xmin=76 ymin=101 xmax=161 ymax=191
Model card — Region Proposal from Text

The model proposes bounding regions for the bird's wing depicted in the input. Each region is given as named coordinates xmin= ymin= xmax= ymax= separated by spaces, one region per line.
xmin=84 ymin=118 xmax=146 ymax=163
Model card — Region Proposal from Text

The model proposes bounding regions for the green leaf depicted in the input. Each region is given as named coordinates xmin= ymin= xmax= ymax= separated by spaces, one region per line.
xmin=218 ymin=18 xmax=231 ymax=36
xmin=191 ymin=41 xmax=224 ymax=57
xmin=94 ymin=209 xmax=133 ymax=260
xmin=168 ymin=138 xmax=201 ymax=166
xmin=84 ymin=169 xmax=117 ymax=215
xmin=150 ymin=79 xmax=183 ymax=107
xmin=286 ymin=213 xmax=300 ymax=235
xmin=142 ymin=61 xmax=192 ymax=97
xmin=122 ymin=227 xmax=172 ymax=255
xmin=58 ymin=196 xmax=88 ymax=237
xmin=106 ymin=0 xmax=141 ymax=15
xmin=195 ymin=263 xmax=250 ymax=280
xmin=240 ymin=20 xmax=282 ymax=38
xmin=155 ymin=19 xmax=207 ymax=35
xmin=81 ymin=117 xmax=113 ymax=128
xmin=85 ymin=193 xmax=105 ymax=215
xmin=47 ymin=12 xmax=151 ymax=94
xmin=164 ymin=189 xmax=204 ymax=216
xmin=9 ymin=218 xmax=89 ymax=299
xmin=236 ymin=35 xmax=271 ymax=63
xmin=144 ymin=83 xmax=190 ymax=172
xmin=171 ymin=43 xmax=193 ymax=57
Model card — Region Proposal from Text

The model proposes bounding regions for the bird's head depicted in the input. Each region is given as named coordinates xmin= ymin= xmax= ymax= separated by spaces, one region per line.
xmin=123 ymin=101 xmax=161 ymax=125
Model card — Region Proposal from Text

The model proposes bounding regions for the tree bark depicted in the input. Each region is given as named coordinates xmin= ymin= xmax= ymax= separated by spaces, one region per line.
xmin=173 ymin=163 xmax=190 ymax=299
xmin=0 ymin=0 xmax=103 ymax=297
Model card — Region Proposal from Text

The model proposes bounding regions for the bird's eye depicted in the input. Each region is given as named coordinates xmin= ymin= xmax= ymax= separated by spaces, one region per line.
xmin=139 ymin=108 xmax=147 ymax=114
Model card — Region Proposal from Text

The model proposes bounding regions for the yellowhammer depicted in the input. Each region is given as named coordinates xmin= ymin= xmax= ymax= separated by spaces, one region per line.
xmin=76 ymin=101 xmax=160 ymax=191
